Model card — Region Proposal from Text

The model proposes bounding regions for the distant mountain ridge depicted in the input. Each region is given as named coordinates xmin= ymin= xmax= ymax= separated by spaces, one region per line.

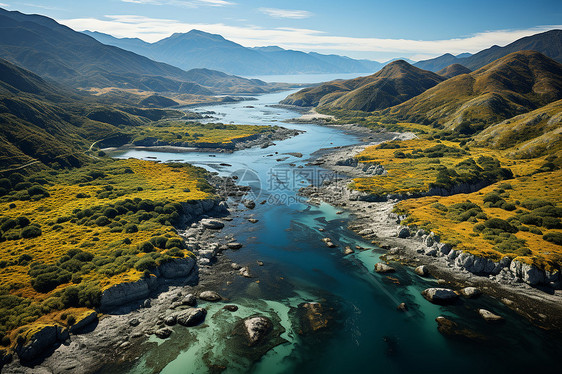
xmin=83 ymin=30 xmax=384 ymax=76
xmin=436 ymin=64 xmax=472 ymax=79
xmin=415 ymin=29 xmax=562 ymax=71
xmin=281 ymin=60 xmax=445 ymax=111
xmin=0 ymin=8 xmax=271 ymax=95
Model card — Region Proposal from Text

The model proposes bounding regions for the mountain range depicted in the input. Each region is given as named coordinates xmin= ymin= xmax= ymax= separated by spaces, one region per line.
xmin=0 ymin=8 xmax=272 ymax=95
xmin=414 ymin=29 xmax=562 ymax=72
xmin=388 ymin=51 xmax=562 ymax=132
xmin=83 ymin=30 xmax=384 ymax=76
xmin=281 ymin=60 xmax=445 ymax=111
xmin=283 ymin=49 xmax=562 ymax=144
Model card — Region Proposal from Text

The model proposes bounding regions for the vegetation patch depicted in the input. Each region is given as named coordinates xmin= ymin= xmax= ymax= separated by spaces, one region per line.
xmin=0 ymin=158 xmax=211 ymax=344
xmin=350 ymin=138 xmax=523 ymax=197
xmin=130 ymin=122 xmax=277 ymax=146
xmin=397 ymin=170 xmax=562 ymax=270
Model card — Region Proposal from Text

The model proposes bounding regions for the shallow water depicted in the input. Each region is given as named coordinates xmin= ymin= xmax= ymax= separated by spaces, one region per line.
xmin=112 ymin=90 xmax=562 ymax=373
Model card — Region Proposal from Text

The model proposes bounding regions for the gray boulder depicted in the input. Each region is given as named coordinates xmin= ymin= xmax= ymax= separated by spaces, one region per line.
xmin=397 ymin=227 xmax=410 ymax=238
xmin=478 ymin=309 xmax=503 ymax=322
xmin=243 ymin=316 xmax=272 ymax=346
xmin=425 ymin=248 xmax=438 ymax=257
xmin=176 ymin=308 xmax=207 ymax=327
xmin=201 ymin=219 xmax=224 ymax=230
xmin=460 ymin=287 xmax=481 ymax=298
xmin=522 ymin=263 xmax=546 ymax=286
xmin=414 ymin=265 xmax=429 ymax=277
xmin=182 ymin=294 xmax=197 ymax=306
xmin=164 ymin=315 xmax=177 ymax=326
xmin=199 ymin=291 xmax=222 ymax=302
xmin=437 ymin=243 xmax=452 ymax=256
xmin=243 ymin=200 xmax=256 ymax=209
xmin=375 ymin=262 xmax=395 ymax=273
xmin=155 ymin=328 xmax=173 ymax=339
xmin=422 ymin=288 xmax=458 ymax=303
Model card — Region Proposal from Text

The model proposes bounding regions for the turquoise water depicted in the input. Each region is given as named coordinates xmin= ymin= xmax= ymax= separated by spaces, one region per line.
xmin=112 ymin=91 xmax=562 ymax=373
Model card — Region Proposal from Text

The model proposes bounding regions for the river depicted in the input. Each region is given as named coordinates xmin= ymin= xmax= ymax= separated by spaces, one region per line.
xmin=112 ymin=90 xmax=562 ymax=373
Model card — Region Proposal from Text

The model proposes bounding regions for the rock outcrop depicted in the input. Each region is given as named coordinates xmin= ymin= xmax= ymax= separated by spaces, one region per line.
xmin=375 ymin=262 xmax=396 ymax=273
xmin=15 ymin=325 xmax=68 ymax=362
xmin=176 ymin=308 xmax=207 ymax=327
xmin=422 ymin=288 xmax=459 ymax=303
xmin=460 ymin=287 xmax=481 ymax=298
xmin=100 ymin=276 xmax=157 ymax=310
xmin=199 ymin=291 xmax=222 ymax=302
xmin=298 ymin=302 xmax=329 ymax=333
xmin=100 ymin=257 xmax=197 ymax=310
xmin=69 ymin=311 xmax=98 ymax=334
xmin=414 ymin=265 xmax=429 ymax=277
xmin=478 ymin=309 xmax=504 ymax=322
xmin=397 ymin=225 xmax=561 ymax=289
xmin=242 ymin=316 xmax=273 ymax=346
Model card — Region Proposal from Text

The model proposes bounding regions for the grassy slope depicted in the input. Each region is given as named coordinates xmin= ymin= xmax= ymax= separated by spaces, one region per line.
xmin=473 ymin=99 xmax=562 ymax=158
xmin=386 ymin=51 xmax=562 ymax=131
xmin=281 ymin=60 xmax=444 ymax=111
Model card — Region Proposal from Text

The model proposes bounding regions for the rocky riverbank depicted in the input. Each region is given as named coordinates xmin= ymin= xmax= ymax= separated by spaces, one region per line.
xmin=300 ymin=128 xmax=562 ymax=331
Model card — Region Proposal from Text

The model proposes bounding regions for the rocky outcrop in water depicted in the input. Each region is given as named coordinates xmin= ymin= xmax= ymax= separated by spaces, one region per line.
xmin=375 ymin=262 xmax=396 ymax=273
xmin=478 ymin=309 xmax=504 ymax=322
xmin=176 ymin=308 xmax=207 ymax=327
xmin=297 ymin=302 xmax=329 ymax=333
xmin=414 ymin=265 xmax=429 ymax=276
xmin=460 ymin=287 xmax=481 ymax=298
xmin=199 ymin=290 xmax=222 ymax=302
xmin=422 ymin=288 xmax=459 ymax=303
xmin=435 ymin=316 xmax=485 ymax=341
xmin=242 ymin=316 xmax=273 ymax=346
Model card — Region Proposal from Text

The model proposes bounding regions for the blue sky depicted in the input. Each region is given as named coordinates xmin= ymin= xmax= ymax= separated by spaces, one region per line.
xmin=2 ymin=0 xmax=562 ymax=61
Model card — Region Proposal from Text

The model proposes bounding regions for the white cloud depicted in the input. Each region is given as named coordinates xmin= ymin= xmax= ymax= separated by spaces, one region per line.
xmin=121 ymin=0 xmax=234 ymax=7
xmin=59 ymin=15 xmax=562 ymax=60
xmin=259 ymin=8 xmax=312 ymax=19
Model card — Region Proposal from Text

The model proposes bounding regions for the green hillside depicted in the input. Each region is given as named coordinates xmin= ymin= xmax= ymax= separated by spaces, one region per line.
xmin=281 ymin=60 xmax=445 ymax=111
xmin=386 ymin=51 xmax=562 ymax=132
xmin=0 ymin=58 xmax=182 ymax=169
xmin=473 ymin=99 xmax=562 ymax=158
